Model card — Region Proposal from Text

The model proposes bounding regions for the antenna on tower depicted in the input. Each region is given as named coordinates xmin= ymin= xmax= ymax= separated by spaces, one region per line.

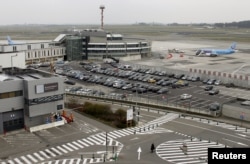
xmin=99 ymin=5 xmax=105 ymax=29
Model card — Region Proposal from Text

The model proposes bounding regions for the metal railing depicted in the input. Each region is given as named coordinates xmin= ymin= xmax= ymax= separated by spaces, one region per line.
xmin=65 ymin=91 xmax=217 ymax=117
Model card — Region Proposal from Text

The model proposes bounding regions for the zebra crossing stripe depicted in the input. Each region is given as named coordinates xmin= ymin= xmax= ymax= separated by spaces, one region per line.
xmin=178 ymin=160 xmax=204 ymax=164
xmin=77 ymin=139 xmax=89 ymax=147
xmin=113 ymin=131 xmax=126 ymax=137
xmin=90 ymin=135 xmax=105 ymax=143
xmin=14 ymin=158 xmax=23 ymax=164
xmin=51 ymin=147 xmax=62 ymax=155
xmin=75 ymin=159 xmax=81 ymax=164
xmin=87 ymin=137 xmax=100 ymax=145
xmin=108 ymin=132 xmax=120 ymax=138
xmin=72 ymin=141 xmax=84 ymax=149
xmin=69 ymin=159 xmax=74 ymax=164
xmin=39 ymin=151 xmax=50 ymax=159
xmin=82 ymin=139 xmax=94 ymax=145
xmin=33 ymin=152 xmax=44 ymax=161
xmin=7 ymin=160 xmax=15 ymax=164
xmin=27 ymin=154 xmax=38 ymax=163
xmin=120 ymin=129 xmax=133 ymax=135
xmin=21 ymin=156 xmax=31 ymax=164
xmin=67 ymin=143 xmax=79 ymax=150
xmin=56 ymin=145 xmax=68 ymax=154
xmin=45 ymin=149 xmax=56 ymax=157
xmin=54 ymin=160 xmax=60 ymax=164
xmin=82 ymin=158 xmax=88 ymax=164
xmin=115 ymin=130 xmax=128 ymax=136
xmin=62 ymin=159 xmax=67 ymax=164
xmin=62 ymin=144 xmax=74 ymax=152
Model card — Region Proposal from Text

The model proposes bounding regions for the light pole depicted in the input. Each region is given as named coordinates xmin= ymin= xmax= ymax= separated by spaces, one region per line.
xmin=11 ymin=54 xmax=18 ymax=71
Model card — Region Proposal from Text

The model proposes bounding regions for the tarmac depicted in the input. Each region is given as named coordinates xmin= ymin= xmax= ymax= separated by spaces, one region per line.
xmin=133 ymin=40 xmax=250 ymax=76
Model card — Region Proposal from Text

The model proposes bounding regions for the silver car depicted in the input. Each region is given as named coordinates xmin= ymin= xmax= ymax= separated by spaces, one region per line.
xmin=180 ymin=93 xmax=192 ymax=100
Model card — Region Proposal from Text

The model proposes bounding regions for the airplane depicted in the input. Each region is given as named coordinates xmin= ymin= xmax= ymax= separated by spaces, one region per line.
xmin=7 ymin=36 xmax=24 ymax=45
xmin=195 ymin=42 xmax=237 ymax=57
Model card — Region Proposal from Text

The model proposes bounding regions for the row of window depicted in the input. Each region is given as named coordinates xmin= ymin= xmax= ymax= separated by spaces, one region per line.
xmin=0 ymin=91 xmax=23 ymax=99
xmin=12 ymin=44 xmax=46 ymax=52
xmin=88 ymin=49 xmax=144 ymax=53
xmin=24 ymin=94 xmax=63 ymax=106
xmin=87 ymin=44 xmax=149 ymax=49
xmin=26 ymin=48 xmax=65 ymax=59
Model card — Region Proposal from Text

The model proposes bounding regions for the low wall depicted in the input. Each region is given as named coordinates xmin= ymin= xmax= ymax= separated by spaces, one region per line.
xmin=29 ymin=119 xmax=65 ymax=132
xmin=222 ymin=104 xmax=250 ymax=122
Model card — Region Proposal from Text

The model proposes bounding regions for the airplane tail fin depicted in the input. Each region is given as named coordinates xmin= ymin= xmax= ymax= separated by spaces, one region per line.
xmin=230 ymin=42 xmax=237 ymax=50
xmin=7 ymin=36 xmax=15 ymax=45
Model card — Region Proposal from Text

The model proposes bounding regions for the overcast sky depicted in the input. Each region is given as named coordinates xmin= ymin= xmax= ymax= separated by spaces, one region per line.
xmin=1 ymin=0 xmax=249 ymax=25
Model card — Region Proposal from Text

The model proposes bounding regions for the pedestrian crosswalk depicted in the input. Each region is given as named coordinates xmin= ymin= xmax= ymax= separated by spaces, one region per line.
xmin=156 ymin=138 xmax=225 ymax=164
xmin=41 ymin=158 xmax=103 ymax=164
xmin=2 ymin=113 xmax=179 ymax=164
xmin=181 ymin=115 xmax=250 ymax=134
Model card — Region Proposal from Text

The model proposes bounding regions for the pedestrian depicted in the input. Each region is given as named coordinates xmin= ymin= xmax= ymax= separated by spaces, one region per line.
xmin=151 ymin=143 xmax=155 ymax=153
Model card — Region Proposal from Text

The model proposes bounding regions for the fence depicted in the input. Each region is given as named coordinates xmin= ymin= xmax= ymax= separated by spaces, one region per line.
xmin=65 ymin=91 xmax=216 ymax=117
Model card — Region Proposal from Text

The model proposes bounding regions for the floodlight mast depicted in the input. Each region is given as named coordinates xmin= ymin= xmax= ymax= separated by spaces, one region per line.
xmin=100 ymin=5 xmax=105 ymax=29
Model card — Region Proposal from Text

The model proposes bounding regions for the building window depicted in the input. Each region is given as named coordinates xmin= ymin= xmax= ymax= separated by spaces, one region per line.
xmin=27 ymin=45 xmax=31 ymax=50
xmin=41 ymin=44 xmax=44 ymax=49
xmin=0 ymin=90 xmax=23 ymax=99
xmin=13 ymin=46 xmax=17 ymax=51
xmin=28 ymin=52 xmax=30 ymax=58
xmin=57 ymin=104 xmax=63 ymax=110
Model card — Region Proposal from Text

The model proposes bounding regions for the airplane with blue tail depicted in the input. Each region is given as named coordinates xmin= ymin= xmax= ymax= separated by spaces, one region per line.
xmin=7 ymin=36 xmax=24 ymax=45
xmin=195 ymin=42 xmax=237 ymax=57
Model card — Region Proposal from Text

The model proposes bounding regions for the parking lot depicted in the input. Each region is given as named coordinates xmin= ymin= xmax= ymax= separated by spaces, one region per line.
xmin=49 ymin=61 xmax=243 ymax=114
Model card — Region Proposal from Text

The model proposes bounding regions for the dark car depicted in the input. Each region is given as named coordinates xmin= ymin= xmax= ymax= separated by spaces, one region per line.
xmin=202 ymin=79 xmax=210 ymax=84
xmin=157 ymin=88 xmax=169 ymax=94
xmin=209 ymin=102 xmax=220 ymax=111
xmin=207 ymin=79 xmax=216 ymax=85
xmin=204 ymin=85 xmax=213 ymax=91
xmin=225 ymin=83 xmax=235 ymax=88
xmin=208 ymin=89 xmax=220 ymax=95
xmin=64 ymin=80 xmax=76 ymax=85
xmin=191 ymin=76 xmax=200 ymax=82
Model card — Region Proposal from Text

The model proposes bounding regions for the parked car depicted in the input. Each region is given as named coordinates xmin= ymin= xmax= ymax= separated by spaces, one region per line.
xmin=180 ymin=93 xmax=192 ymax=100
xmin=208 ymin=89 xmax=220 ymax=95
xmin=157 ymin=88 xmax=169 ymax=94
xmin=64 ymin=80 xmax=76 ymax=85
xmin=214 ymin=80 xmax=221 ymax=85
xmin=209 ymin=102 xmax=220 ymax=111
xmin=207 ymin=79 xmax=216 ymax=85
xmin=204 ymin=85 xmax=213 ymax=91
xmin=225 ymin=83 xmax=235 ymax=88
xmin=148 ymin=78 xmax=156 ymax=83
xmin=202 ymin=79 xmax=210 ymax=84
xmin=191 ymin=76 xmax=200 ymax=82
xmin=241 ymin=100 xmax=250 ymax=106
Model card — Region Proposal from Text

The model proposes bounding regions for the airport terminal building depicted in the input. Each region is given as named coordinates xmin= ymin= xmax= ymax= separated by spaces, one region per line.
xmin=0 ymin=67 xmax=64 ymax=134
xmin=0 ymin=41 xmax=66 ymax=68
xmin=54 ymin=29 xmax=151 ymax=61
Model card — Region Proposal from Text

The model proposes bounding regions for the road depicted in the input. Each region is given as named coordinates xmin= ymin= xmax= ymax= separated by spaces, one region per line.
xmin=1 ymin=107 xmax=250 ymax=164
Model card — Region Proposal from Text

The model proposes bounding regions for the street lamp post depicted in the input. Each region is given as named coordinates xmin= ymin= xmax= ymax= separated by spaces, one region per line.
xmin=11 ymin=54 xmax=18 ymax=71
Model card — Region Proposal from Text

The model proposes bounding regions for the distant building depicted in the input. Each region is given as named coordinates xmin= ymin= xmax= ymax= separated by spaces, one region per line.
xmin=0 ymin=67 xmax=64 ymax=133
xmin=0 ymin=41 xmax=66 ymax=68
xmin=53 ymin=29 xmax=151 ymax=61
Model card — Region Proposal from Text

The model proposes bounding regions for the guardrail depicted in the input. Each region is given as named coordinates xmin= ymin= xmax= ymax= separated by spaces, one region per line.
xmin=65 ymin=91 xmax=218 ymax=117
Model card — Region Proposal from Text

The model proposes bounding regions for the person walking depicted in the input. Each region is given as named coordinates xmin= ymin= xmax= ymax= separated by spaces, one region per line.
xmin=151 ymin=143 xmax=155 ymax=153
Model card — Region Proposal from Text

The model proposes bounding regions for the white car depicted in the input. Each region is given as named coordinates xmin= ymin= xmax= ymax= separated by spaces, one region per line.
xmin=180 ymin=93 xmax=192 ymax=100
xmin=214 ymin=80 xmax=221 ymax=85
